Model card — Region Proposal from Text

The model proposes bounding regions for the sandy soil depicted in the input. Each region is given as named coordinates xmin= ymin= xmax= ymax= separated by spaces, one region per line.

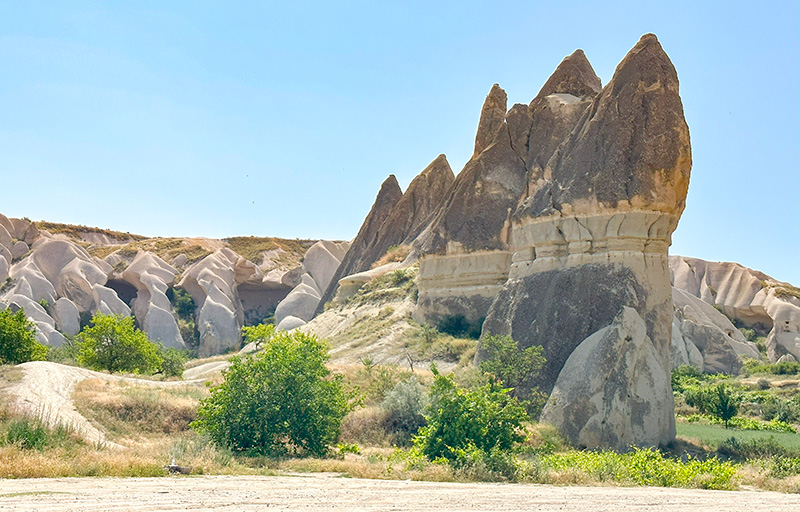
xmin=0 ymin=474 xmax=798 ymax=511
xmin=3 ymin=361 xmax=207 ymax=447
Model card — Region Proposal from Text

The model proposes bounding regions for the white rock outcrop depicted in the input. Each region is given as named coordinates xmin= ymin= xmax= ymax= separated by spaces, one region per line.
xmin=179 ymin=249 xmax=243 ymax=356
xmin=671 ymin=287 xmax=760 ymax=373
xmin=541 ymin=307 xmax=674 ymax=451
xmin=670 ymin=255 xmax=800 ymax=362
xmin=122 ymin=252 xmax=185 ymax=349
xmin=274 ymin=241 xmax=350 ymax=331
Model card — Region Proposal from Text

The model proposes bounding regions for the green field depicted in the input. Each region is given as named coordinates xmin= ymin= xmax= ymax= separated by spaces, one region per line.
xmin=677 ymin=421 xmax=800 ymax=451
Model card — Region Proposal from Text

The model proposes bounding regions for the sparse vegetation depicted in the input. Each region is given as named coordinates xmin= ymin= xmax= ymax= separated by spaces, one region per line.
xmin=345 ymin=266 xmax=419 ymax=307
xmin=223 ymin=236 xmax=315 ymax=267
xmin=89 ymin=238 xmax=213 ymax=264
xmin=74 ymin=380 xmax=200 ymax=439
xmin=35 ymin=221 xmax=146 ymax=242
xmin=371 ymin=244 xmax=411 ymax=269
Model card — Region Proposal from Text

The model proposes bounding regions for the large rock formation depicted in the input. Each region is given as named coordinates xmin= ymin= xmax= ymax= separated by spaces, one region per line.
xmin=317 ymin=176 xmax=403 ymax=310
xmin=671 ymin=255 xmax=800 ymax=363
xmin=121 ymin=252 xmax=184 ymax=349
xmin=275 ymin=240 xmax=349 ymax=331
xmin=0 ymin=215 xmax=325 ymax=357
xmin=319 ymin=155 xmax=454 ymax=312
xmin=671 ymin=287 xmax=760 ymax=373
xmin=478 ymin=34 xmax=691 ymax=450
xmin=412 ymin=49 xmax=602 ymax=327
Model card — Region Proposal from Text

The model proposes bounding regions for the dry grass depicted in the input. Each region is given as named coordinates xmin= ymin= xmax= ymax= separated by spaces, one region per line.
xmin=88 ymin=238 xmax=214 ymax=263
xmin=277 ymin=448 xmax=455 ymax=482
xmin=371 ymin=245 xmax=411 ymax=269
xmin=36 ymin=222 xmax=146 ymax=242
xmin=73 ymin=379 xmax=205 ymax=442
xmin=223 ymin=236 xmax=315 ymax=267
xmin=0 ymin=431 xmax=279 ymax=478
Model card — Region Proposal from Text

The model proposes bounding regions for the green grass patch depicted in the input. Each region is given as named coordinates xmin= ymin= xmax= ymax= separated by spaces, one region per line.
xmin=536 ymin=447 xmax=740 ymax=489
xmin=677 ymin=421 xmax=800 ymax=451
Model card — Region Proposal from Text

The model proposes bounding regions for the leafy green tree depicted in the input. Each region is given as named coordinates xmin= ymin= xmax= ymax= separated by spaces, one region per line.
xmin=0 ymin=308 xmax=48 ymax=364
xmin=192 ymin=330 xmax=350 ymax=457
xmin=76 ymin=313 xmax=163 ymax=374
xmin=160 ymin=347 xmax=186 ymax=378
xmin=413 ymin=367 xmax=528 ymax=462
xmin=710 ymin=384 xmax=740 ymax=429
xmin=241 ymin=323 xmax=275 ymax=351
xmin=478 ymin=334 xmax=546 ymax=415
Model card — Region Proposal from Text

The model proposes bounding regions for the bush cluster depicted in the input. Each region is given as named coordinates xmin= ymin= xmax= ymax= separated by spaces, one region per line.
xmin=193 ymin=330 xmax=351 ymax=457
xmin=0 ymin=308 xmax=48 ymax=364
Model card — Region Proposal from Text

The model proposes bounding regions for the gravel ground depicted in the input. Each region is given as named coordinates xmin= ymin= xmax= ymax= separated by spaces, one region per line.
xmin=0 ymin=474 xmax=798 ymax=512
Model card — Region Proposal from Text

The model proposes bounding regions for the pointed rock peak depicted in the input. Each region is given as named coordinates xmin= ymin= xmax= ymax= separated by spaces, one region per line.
xmin=419 ymin=154 xmax=453 ymax=179
xmin=474 ymin=83 xmax=508 ymax=156
xmin=607 ymin=33 xmax=676 ymax=91
xmin=533 ymin=48 xmax=602 ymax=103
xmin=378 ymin=174 xmax=402 ymax=196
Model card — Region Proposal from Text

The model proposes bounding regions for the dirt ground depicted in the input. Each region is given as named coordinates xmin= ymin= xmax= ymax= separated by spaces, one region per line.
xmin=3 ymin=361 xmax=213 ymax=446
xmin=0 ymin=474 xmax=798 ymax=512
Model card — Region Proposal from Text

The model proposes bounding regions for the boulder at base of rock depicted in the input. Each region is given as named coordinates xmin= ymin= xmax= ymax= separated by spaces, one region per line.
xmin=274 ymin=283 xmax=321 ymax=326
xmin=541 ymin=307 xmax=675 ymax=451
xmin=276 ymin=315 xmax=307 ymax=331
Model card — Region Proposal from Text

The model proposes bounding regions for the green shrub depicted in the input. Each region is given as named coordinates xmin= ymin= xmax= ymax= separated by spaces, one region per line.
xmin=192 ymin=330 xmax=351 ymax=457
xmin=743 ymin=358 xmax=800 ymax=375
xmin=2 ymin=415 xmax=77 ymax=451
xmin=159 ymin=347 xmax=186 ymax=378
xmin=709 ymin=384 xmax=740 ymax=428
xmin=166 ymin=288 xmax=196 ymax=319
xmin=380 ymin=376 xmax=426 ymax=445
xmin=539 ymin=447 xmax=740 ymax=490
xmin=718 ymin=436 xmax=800 ymax=460
xmin=414 ymin=367 xmax=528 ymax=462
xmin=75 ymin=313 xmax=163 ymax=374
xmin=478 ymin=334 xmax=546 ymax=415
xmin=241 ymin=323 xmax=275 ymax=350
xmin=671 ymin=364 xmax=705 ymax=393
xmin=0 ymin=308 xmax=48 ymax=364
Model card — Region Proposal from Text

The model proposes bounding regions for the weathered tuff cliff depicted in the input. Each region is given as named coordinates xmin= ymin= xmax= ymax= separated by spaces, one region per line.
xmin=0 ymin=214 xmax=339 ymax=357
xmin=670 ymin=255 xmax=800 ymax=363
xmin=411 ymin=50 xmax=602 ymax=327
xmin=318 ymin=155 xmax=454 ymax=312
xmin=317 ymin=34 xmax=692 ymax=450
xmin=483 ymin=34 xmax=690 ymax=449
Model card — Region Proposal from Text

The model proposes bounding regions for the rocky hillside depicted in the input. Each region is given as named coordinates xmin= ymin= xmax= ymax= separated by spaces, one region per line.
xmin=0 ymin=215 xmax=348 ymax=356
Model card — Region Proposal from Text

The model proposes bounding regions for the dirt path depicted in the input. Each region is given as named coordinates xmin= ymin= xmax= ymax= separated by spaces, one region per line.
xmin=3 ymin=361 xmax=207 ymax=447
xmin=0 ymin=474 xmax=797 ymax=511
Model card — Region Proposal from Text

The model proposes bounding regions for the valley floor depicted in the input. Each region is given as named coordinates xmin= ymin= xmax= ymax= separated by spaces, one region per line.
xmin=0 ymin=474 xmax=798 ymax=512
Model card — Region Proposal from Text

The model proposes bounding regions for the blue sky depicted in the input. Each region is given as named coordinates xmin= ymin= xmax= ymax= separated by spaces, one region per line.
xmin=1 ymin=1 xmax=798 ymax=284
